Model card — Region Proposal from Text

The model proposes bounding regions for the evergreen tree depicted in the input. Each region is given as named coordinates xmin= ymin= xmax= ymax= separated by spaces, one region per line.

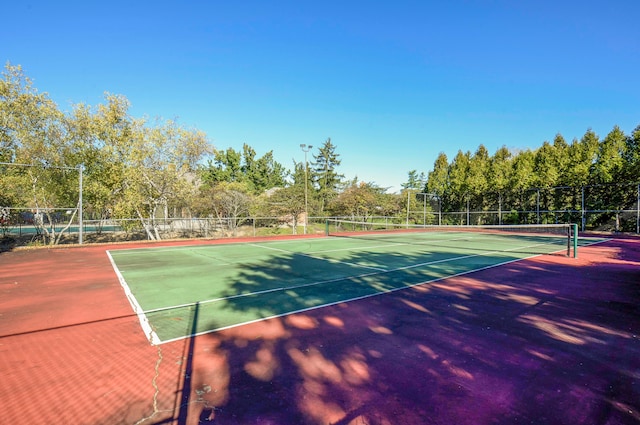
xmin=401 ymin=170 xmax=425 ymax=191
xmin=592 ymin=125 xmax=627 ymax=184
xmin=489 ymin=146 xmax=512 ymax=224
xmin=447 ymin=150 xmax=471 ymax=214
xmin=204 ymin=147 xmax=244 ymax=184
xmin=567 ymin=129 xmax=599 ymax=187
xmin=509 ymin=149 xmax=536 ymax=221
xmin=202 ymin=144 xmax=286 ymax=195
xmin=426 ymin=152 xmax=449 ymax=202
xmin=589 ymin=126 xmax=630 ymax=229
xmin=623 ymin=125 xmax=640 ymax=181
xmin=468 ymin=144 xmax=490 ymax=215
xmin=553 ymin=134 xmax=570 ymax=184
xmin=312 ymin=138 xmax=343 ymax=213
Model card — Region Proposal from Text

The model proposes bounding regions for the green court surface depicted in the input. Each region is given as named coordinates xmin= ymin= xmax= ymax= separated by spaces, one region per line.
xmin=107 ymin=230 xmax=603 ymax=345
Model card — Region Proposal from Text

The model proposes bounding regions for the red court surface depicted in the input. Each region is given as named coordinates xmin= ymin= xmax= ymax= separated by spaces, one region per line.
xmin=0 ymin=236 xmax=638 ymax=424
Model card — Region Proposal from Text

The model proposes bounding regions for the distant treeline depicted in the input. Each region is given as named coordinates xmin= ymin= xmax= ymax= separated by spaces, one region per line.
xmin=2 ymin=62 xmax=639 ymax=246
xmin=415 ymin=125 xmax=640 ymax=228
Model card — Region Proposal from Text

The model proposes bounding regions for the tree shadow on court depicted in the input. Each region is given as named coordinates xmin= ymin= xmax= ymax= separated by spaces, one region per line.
xmin=156 ymin=245 xmax=640 ymax=424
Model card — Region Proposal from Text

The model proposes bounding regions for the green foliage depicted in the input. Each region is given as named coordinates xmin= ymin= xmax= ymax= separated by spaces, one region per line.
xmin=401 ymin=169 xmax=426 ymax=191
xmin=426 ymin=152 xmax=449 ymax=199
xmin=592 ymin=126 xmax=626 ymax=184
xmin=422 ymin=125 xmax=640 ymax=227
xmin=1 ymin=63 xmax=212 ymax=242
xmin=328 ymin=181 xmax=396 ymax=220
xmin=201 ymin=144 xmax=287 ymax=195
xmin=624 ymin=125 xmax=640 ymax=180
xmin=447 ymin=150 xmax=471 ymax=210
xmin=265 ymin=164 xmax=308 ymax=234
xmin=246 ymin=149 xmax=287 ymax=193
xmin=0 ymin=63 xmax=82 ymax=244
xmin=312 ymin=138 xmax=343 ymax=213
xmin=5 ymin=62 xmax=640 ymax=239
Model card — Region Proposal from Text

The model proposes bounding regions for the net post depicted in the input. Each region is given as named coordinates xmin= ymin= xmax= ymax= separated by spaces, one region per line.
xmin=573 ymin=223 xmax=578 ymax=258
xmin=567 ymin=225 xmax=571 ymax=257
xmin=325 ymin=219 xmax=329 ymax=236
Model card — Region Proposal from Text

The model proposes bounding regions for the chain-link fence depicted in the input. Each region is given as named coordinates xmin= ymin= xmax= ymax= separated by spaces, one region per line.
xmin=419 ymin=183 xmax=640 ymax=233
xmin=2 ymin=183 xmax=638 ymax=246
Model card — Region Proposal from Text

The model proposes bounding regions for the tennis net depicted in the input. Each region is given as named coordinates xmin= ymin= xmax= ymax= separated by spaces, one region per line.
xmin=326 ymin=219 xmax=579 ymax=257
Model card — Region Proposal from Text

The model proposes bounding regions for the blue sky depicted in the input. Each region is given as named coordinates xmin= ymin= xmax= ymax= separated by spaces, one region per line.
xmin=3 ymin=0 xmax=639 ymax=192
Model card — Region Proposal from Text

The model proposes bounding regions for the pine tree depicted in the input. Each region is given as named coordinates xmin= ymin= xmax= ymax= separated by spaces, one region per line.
xmin=312 ymin=138 xmax=344 ymax=213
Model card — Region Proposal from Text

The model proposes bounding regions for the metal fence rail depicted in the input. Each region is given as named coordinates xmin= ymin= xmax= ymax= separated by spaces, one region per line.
xmin=2 ymin=183 xmax=638 ymax=244
xmin=409 ymin=183 xmax=640 ymax=233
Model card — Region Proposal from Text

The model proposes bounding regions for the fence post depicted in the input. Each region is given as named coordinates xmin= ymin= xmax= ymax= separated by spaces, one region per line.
xmin=536 ymin=189 xmax=540 ymax=224
xmin=466 ymin=198 xmax=470 ymax=225
xmin=406 ymin=191 xmax=410 ymax=227
xmin=78 ymin=164 xmax=83 ymax=244
xmin=581 ymin=186 xmax=585 ymax=232
xmin=423 ymin=194 xmax=426 ymax=226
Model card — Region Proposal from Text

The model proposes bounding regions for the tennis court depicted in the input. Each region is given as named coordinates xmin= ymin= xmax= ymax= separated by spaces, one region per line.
xmin=107 ymin=223 xmax=600 ymax=345
xmin=2 ymin=224 xmax=638 ymax=425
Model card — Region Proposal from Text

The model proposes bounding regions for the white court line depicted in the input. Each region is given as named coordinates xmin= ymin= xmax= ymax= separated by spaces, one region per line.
xmin=147 ymin=238 xmax=568 ymax=344
xmin=158 ymin=237 xmax=614 ymax=345
xmin=230 ymin=239 xmax=572 ymax=303
xmin=307 ymin=236 xmax=473 ymax=254
xmin=114 ymin=236 xmax=605 ymax=345
xmin=106 ymin=236 xmax=331 ymax=253
xmin=249 ymin=243 xmax=387 ymax=272
xmin=106 ymin=250 xmax=161 ymax=345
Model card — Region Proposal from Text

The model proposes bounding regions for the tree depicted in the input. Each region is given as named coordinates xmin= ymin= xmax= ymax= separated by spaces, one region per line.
xmin=266 ymin=162 xmax=308 ymax=234
xmin=244 ymin=147 xmax=287 ymax=194
xmin=589 ymin=126 xmax=629 ymax=230
xmin=402 ymin=169 xmax=428 ymax=223
xmin=420 ymin=124 xmax=640 ymax=228
xmin=0 ymin=62 xmax=81 ymax=244
xmin=592 ymin=125 xmax=626 ymax=184
xmin=85 ymin=94 xmax=212 ymax=240
xmin=489 ymin=146 xmax=512 ymax=224
xmin=129 ymin=121 xmax=210 ymax=239
xmin=508 ymin=149 xmax=534 ymax=192
xmin=200 ymin=181 xmax=253 ymax=235
xmin=329 ymin=181 xmax=390 ymax=222
xmin=201 ymin=144 xmax=287 ymax=195
xmin=566 ymin=129 xmax=599 ymax=187
xmin=401 ymin=170 xmax=426 ymax=191
xmin=623 ymin=125 xmax=640 ymax=181
xmin=533 ymin=141 xmax=563 ymax=223
xmin=467 ymin=144 xmax=490 ymax=217
xmin=312 ymin=138 xmax=343 ymax=213
xmin=508 ymin=149 xmax=535 ymax=221
xmin=447 ymin=150 xmax=471 ymax=214
xmin=204 ymin=147 xmax=244 ymax=185
xmin=533 ymin=141 xmax=559 ymax=188
xmin=426 ymin=152 xmax=449 ymax=202
xmin=553 ymin=133 xmax=570 ymax=184
xmin=70 ymin=94 xmax=134 ymax=228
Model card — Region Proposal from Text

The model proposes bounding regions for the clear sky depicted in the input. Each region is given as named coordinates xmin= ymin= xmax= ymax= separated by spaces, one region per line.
xmin=3 ymin=0 xmax=639 ymax=192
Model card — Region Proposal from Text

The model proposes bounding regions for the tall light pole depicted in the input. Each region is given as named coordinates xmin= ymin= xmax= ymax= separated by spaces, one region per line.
xmin=300 ymin=144 xmax=312 ymax=234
